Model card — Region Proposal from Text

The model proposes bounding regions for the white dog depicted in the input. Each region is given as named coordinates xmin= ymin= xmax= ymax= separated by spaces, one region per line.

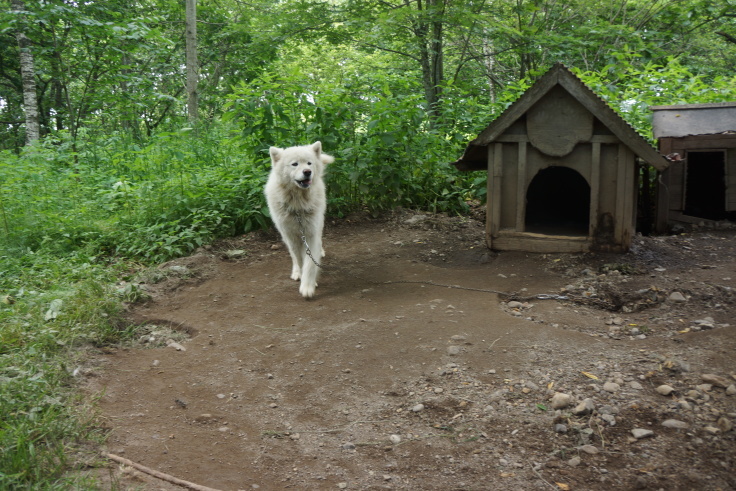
xmin=265 ymin=141 xmax=334 ymax=299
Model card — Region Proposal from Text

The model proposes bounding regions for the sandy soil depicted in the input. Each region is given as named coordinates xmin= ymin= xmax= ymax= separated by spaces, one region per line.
xmin=85 ymin=210 xmax=736 ymax=490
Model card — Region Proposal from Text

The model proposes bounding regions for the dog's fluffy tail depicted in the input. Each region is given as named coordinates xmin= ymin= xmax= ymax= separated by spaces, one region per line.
xmin=321 ymin=153 xmax=335 ymax=165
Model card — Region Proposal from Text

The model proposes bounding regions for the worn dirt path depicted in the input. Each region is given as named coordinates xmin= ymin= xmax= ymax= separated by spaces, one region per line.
xmin=87 ymin=212 xmax=736 ymax=490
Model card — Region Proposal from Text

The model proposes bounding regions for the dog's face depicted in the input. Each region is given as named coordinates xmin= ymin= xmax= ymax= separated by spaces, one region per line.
xmin=269 ymin=141 xmax=332 ymax=190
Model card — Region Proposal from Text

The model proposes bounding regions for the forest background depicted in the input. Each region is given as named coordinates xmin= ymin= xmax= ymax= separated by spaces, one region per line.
xmin=1 ymin=0 xmax=735 ymax=488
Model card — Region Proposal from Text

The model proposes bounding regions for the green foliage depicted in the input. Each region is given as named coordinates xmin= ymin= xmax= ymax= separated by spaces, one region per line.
xmin=223 ymin=65 xmax=498 ymax=216
xmin=1 ymin=125 xmax=270 ymax=264
xmin=573 ymin=57 xmax=736 ymax=142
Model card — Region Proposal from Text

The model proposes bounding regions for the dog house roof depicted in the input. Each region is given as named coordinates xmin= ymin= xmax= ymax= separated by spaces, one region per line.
xmin=452 ymin=63 xmax=670 ymax=172
xmin=650 ymin=102 xmax=736 ymax=138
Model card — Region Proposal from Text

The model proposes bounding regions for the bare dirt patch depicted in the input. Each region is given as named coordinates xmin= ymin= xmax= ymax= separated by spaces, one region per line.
xmin=86 ymin=211 xmax=736 ymax=490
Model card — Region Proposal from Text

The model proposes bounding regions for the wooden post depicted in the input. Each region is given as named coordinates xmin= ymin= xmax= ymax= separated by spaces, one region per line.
xmin=515 ymin=141 xmax=527 ymax=231
xmin=622 ymin=147 xmax=636 ymax=249
xmin=589 ymin=142 xmax=601 ymax=235
xmin=486 ymin=143 xmax=503 ymax=249
xmin=615 ymin=145 xmax=627 ymax=242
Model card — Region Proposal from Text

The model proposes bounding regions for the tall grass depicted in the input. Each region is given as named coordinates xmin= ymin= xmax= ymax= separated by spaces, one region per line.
xmin=0 ymin=247 xmax=129 ymax=488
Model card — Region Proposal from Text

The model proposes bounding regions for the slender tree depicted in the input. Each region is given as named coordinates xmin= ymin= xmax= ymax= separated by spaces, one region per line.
xmin=10 ymin=0 xmax=40 ymax=143
xmin=186 ymin=0 xmax=199 ymax=123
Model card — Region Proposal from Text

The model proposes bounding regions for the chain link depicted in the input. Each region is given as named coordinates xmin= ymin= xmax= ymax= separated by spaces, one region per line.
xmin=292 ymin=213 xmax=616 ymax=309
xmin=296 ymin=212 xmax=326 ymax=269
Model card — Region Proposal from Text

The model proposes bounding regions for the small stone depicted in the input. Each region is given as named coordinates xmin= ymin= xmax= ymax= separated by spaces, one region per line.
xmin=342 ymin=442 xmax=356 ymax=450
xmin=703 ymin=426 xmax=721 ymax=435
xmin=338 ymin=483 xmax=348 ymax=489
xmin=572 ymin=398 xmax=595 ymax=416
xmin=507 ymin=301 xmax=523 ymax=309
xmin=603 ymin=382 xmax=620 ymax=393
xmin=411 ymin=404 xmax=425 ymax=413
xmin=701 ymin=373 xmax=730 ymax=388
xmin=601 ymin=414 xmax=616 ymax=426
xmin=166 ymin=340 xmax=186 ymax=351
xmin=598 ymin=405 xmax=617 ymax=415
xmin=668 ymin=291 xmax=687 ymax=303
xmin=726 ymin=385 xmax=736 ymax=396
xmin=389 ymin=434 xmax=402 ymax=444
xmin=550 ymin=392 xmax=573 ymax=409
xmin=656 ymin=384 xmax=675 ymax=396
xmin=568 ymin=457 xmax=581 ymax=467
xmin=693 ymin=317 xmax=715 ymax=329
xmin=631 ymin=428 xmax=654 ymax=439
xmin=629 ymin=381 xmax=643 ymax=390
xmin=554 ymin=424 xmax=568 ymax=434
xmin=194 ymin=414 xmax=215 ymax=423
xmin=450 ymin=335 xmax=466 ymax=341
xmin=447 ymin=345 xmax=461 ymax=356
xmin=678 ymin=400 xmax=693 ymax=411
xmin=580 ymin=445 xmax=599 ymax=454
xmin=434 ymin=387 xmax=444 ymax=394
xmin=662 ymin=419 xmax=689 ymax=430
xmin=717 ymin=417 xmax=733 ymax=433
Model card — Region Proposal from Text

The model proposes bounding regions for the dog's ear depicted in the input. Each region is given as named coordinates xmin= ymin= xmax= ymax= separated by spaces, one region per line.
xmin=269 ymin=146 xmax=283 ymax=166
xmin=311 ymin=141 xmax=322 ymax=157
xmin=312 ymin=141 xmax=334 ymax=165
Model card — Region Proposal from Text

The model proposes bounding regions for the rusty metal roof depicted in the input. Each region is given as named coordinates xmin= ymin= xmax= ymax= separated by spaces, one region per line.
xmin=650 ymin=102 xmax=736 ymax=139
xmin=453 ymin=63 xmax=670 ymax=172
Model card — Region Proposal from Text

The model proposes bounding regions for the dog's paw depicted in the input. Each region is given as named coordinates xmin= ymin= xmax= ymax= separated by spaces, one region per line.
xmin=299 ymin=282 xmax=316 ymax=299
xmin=321 ymin=248 xmax=326 ymax=258
xmin=291 ymin=268 xmax=301 ymax=281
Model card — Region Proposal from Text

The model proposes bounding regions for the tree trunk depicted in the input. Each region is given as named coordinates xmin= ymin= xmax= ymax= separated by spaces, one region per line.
xmin=185 ymin=0 xmax=199 ymax=123
xmin=413 ymin=0 xmax=445 ymax=120
xmin=11 ymin=0 xmax=40 ymax=144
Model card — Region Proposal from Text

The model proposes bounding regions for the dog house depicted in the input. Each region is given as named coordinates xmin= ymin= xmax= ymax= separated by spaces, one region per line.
xmin=453 ymin=63 xmax=669 ymax=253
xmin=651 ymin=102 xmax=736 ymax=232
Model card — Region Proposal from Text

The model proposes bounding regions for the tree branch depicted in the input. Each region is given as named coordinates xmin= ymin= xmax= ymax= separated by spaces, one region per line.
xmin=359 ymin=42 xmax=420 ymax=62
xmin=717 ymin=31 xmax=736 ymax=44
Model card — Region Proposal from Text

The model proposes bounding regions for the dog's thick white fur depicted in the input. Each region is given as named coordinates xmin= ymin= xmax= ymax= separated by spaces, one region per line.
xmin=265 ymin=141 xmax=334 ymax=299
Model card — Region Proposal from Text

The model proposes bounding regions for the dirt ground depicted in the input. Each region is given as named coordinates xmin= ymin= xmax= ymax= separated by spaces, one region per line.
xmin=85 ymin=209 xmax=736 ymax=490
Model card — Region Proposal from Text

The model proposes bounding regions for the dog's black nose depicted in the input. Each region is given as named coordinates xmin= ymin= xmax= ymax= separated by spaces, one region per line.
xmin=303 ymin=169 xmax=312 ymax=176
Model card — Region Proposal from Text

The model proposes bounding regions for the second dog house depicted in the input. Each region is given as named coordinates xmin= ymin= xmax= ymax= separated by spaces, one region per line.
xmin=453 ymin=63 xmax=669 ymax=253
xmin=651 ymin=102 xmax=736 ymax=232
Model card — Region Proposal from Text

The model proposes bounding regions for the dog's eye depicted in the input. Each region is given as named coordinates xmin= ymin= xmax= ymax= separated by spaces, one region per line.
xmin=291 ymin=162 xmax=298 ymax=167
xmin=307 ymin=162 xmax=312 ymax=166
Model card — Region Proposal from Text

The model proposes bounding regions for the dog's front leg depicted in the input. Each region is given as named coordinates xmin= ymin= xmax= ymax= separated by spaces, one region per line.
xmin=280 ymin=232 xmax=303 ymax=281
xmin=299 ymin=233 xmax=321 ymax=299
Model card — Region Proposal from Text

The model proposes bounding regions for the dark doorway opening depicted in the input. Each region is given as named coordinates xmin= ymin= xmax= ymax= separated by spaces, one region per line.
xmin=684 ymin=151 xmax=726 ymax=220
xmin=525 ymin=166 xmax=590 ymax=235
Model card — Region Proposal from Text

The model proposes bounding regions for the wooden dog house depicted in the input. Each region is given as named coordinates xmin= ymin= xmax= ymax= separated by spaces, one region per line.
xmin=453 ymin=63 xmax=669 ymax=253
xmin=651 ymin=102 xmax=736 ymax=232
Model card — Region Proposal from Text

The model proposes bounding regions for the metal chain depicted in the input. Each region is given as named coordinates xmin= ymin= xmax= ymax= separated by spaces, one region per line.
xmin=292 ymin=213 xmax=616 ymax=309
xmin=295 ymin=212 xmax=327 ymax=269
